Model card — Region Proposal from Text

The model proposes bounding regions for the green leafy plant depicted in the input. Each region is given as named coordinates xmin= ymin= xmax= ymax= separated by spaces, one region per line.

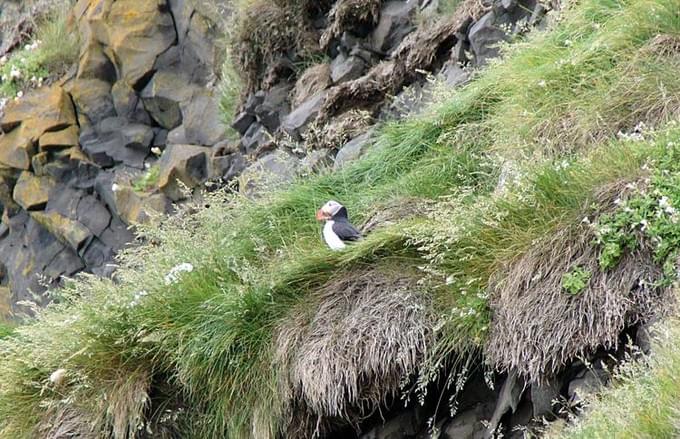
xmin=561 ymin=266 xmax=592 ymax=295
xmin=132 ymin=165 xmax=161 ymax=193
xmin=594 ymin=137 xmax=680 ymax=284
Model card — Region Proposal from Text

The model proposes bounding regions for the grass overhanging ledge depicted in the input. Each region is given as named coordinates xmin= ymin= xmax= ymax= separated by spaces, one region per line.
xmin=1 ymin=0 xmax=680 ymax=437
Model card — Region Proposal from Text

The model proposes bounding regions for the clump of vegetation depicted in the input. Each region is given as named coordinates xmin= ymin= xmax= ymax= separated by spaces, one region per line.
xmin=0 ymin=7 xmax=78 ymax=100
xmin=230 ymin=0 xmax=321 ymax=95
xmin=594 ymin=146 xmax=680 ymax=283
xmin=132 ymin=165 xmax=161 ymax=193
xmin=0 ymin=323 xmax=14 ymax=340
xmin=562 ymin=266 xmax=592 ymax=295
xmin=1 ymin=0 xmax=680 ymax=438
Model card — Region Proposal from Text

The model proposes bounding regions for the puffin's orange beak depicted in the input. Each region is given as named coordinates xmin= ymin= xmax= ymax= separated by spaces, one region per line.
xmin=316 ymin=209 xmax=328 ymax=221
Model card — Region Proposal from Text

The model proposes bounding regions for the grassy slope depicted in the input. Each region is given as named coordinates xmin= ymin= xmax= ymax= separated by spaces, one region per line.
xmin=1 ymin=0 xmax=680 ymax=437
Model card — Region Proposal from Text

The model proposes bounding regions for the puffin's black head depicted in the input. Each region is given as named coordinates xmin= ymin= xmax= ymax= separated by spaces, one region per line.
xmin=316 ymin=200 xmax=348 ymax=221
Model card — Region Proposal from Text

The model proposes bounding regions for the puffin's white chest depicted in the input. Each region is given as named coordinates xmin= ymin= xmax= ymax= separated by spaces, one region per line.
xmin=323 ymin=220 xmax=346 ymax=250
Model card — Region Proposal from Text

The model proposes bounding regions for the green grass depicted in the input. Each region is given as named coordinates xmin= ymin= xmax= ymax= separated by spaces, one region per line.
xmin=0 ymin=6 xmax=79 ymax=100
xmin=132 ymin=165 xmax=161 ymax=193
xmin=1 ymin=0 xmax=680 ymax=437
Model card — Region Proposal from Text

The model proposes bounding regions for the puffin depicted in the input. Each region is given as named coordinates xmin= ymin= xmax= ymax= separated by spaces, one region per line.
xmin=316 ymin=200 xmax=361 ymax=250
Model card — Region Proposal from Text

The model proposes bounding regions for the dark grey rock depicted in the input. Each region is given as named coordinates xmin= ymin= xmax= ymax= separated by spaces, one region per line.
xmin=153 ymin=129 xmax=169 ymax=148
xmin=442 ymin=403 xmax=494 ymax=439
xmin=241 ymin=124 xmax=270 ymax=155
xmin=44 ymin=247 xmax=85 ymax=279
xmin=440 ymin=61 xmax=470 ymax=87
xmin=241 ymin=150 xmax=300 ymax=195
xmin=46 ymin=186 xmax=83 ymax=220
xmin=301 ymin=150 xmax=332 ymax=174
xmin=360 ymin=408 xmax=421 ymax=439
xmin=370 ymin=1 xmax=417 ymax=53
xmin=212 ymin=151 xmax=247 ymax=182
xmin=635 ymin=324 xmax=654 ymax=354
xmin=254 ymin=83 xmax=292 ymax=131
xmin=485 ymin=370 xmax=524 ymax=438
xmin=334 ymin=131 xmax=374 ymax=169
xmin=232 ymin=111 xmax=256 ymax=135
xmin=68 ymin=79 xmax=116 ymax=128
xmin=81 ymin=118 xmax=153 ymax=169
xmin=168 ymin=125 xmax=188 ymax=145
xmin=244 ymin=90 xmax=266 ymax=114
xmin=76 ymin=195 xmax=112 ymax=237
xmin=181 ymin=91 xmax=226 ymax=145
xmin=99 ymin=215 xmax=135 ymax=253
xmin=111 ymin=80 xmax=139 ymax=119
xmin=158 ymin=144 xmax=211 ymax=200
xmin=166 ymin=0 xmax=221 ymax=83
xmin=143 ymin=96 xmax=182 ymax=130
xmin=81 ymin=237 xmax=114 ymax=268
xmin=530 ymin=376 xmax=560 ymax=419
xmin=331 ymin=53 xmax=366 ymax=84
xmin=140 ymin=70 xmax=198 ymax=130
xmin=568 ymin=364 xmax=610 ymax=404
xmin=469 ymin=11 xmax=508 ymax=66
xmin=281 ymin=91 xmax=328 ymax=139
xmin=340 ymin=31 xmax=361 ymax=55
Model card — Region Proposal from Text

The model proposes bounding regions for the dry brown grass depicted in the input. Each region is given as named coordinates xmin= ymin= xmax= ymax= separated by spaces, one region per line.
xmin=320 ymin=0 xmax=382 ymax=51
xmin=275 ymin=268 xmax=434 ymax=438
xmin=303 ymin=108 xmax=372 ymax=151
xmin=232 ymin=1 xmax=319 ymax=95
xmin=292 ymin=63 xmax=332 ymax=107
xmin=643 ymin=34 xmax=680 ymax=57
xmin=360 ymin=197 xmax=433 ymax=234
xmin=320 ymin=0 xmax=487 ymax=119
xmin=38 ymin=367 xmax=151 ymax=439
xmin=485 ymin=183 xmax=675 ymax=381
xmin=40 ymin=406 xmax=96 ymax=439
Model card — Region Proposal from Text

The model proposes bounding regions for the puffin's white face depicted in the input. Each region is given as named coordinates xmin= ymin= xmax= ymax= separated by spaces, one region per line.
xmin=316 ymin=200 xmax=343 ymax=221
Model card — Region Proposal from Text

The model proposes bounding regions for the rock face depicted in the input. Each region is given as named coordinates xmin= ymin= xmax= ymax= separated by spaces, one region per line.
xmin=231 ymin=0 xmax=551 ymax=180
xmin=0 ymin=0 xmax=232 ymax=316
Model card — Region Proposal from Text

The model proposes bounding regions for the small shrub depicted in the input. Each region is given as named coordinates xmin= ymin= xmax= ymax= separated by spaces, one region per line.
xmin=594 ymin=136 xmax=680 ymax=284
xmin=561 ymin=266 xmax=592 ymax=295
xmin=132 ymin=165 xmax=161 ymax=193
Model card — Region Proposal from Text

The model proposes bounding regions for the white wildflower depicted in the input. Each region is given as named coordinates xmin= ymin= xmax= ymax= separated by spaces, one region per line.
xmin=614 ymin=198 xmax=622 ymax=205
xmin=111 ymin=183 xmax=120 ymax=192
xmin=151 ymin=146 xmax=162 ymax=156
xmin=538 ymin=80 xmax=547 ymax=88
xmin=165 ymin=263 xmax=194 ymax=285
xmin=9 ymin=67 xmax=21 ymax=80
xmin=49 ymin=368 xmax=67 ymax=386
xmin=640 ymin=219 xmax=649 ymax=231
xmin=659 ymin=196 xmax=676 ymax=215
xmin=15 ymin=90 xmax=23 ymax=99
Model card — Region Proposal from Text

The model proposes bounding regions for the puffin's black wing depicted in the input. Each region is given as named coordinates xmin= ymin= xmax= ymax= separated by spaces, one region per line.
xmin=333 ymin=220 xmax=362 ymax=242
